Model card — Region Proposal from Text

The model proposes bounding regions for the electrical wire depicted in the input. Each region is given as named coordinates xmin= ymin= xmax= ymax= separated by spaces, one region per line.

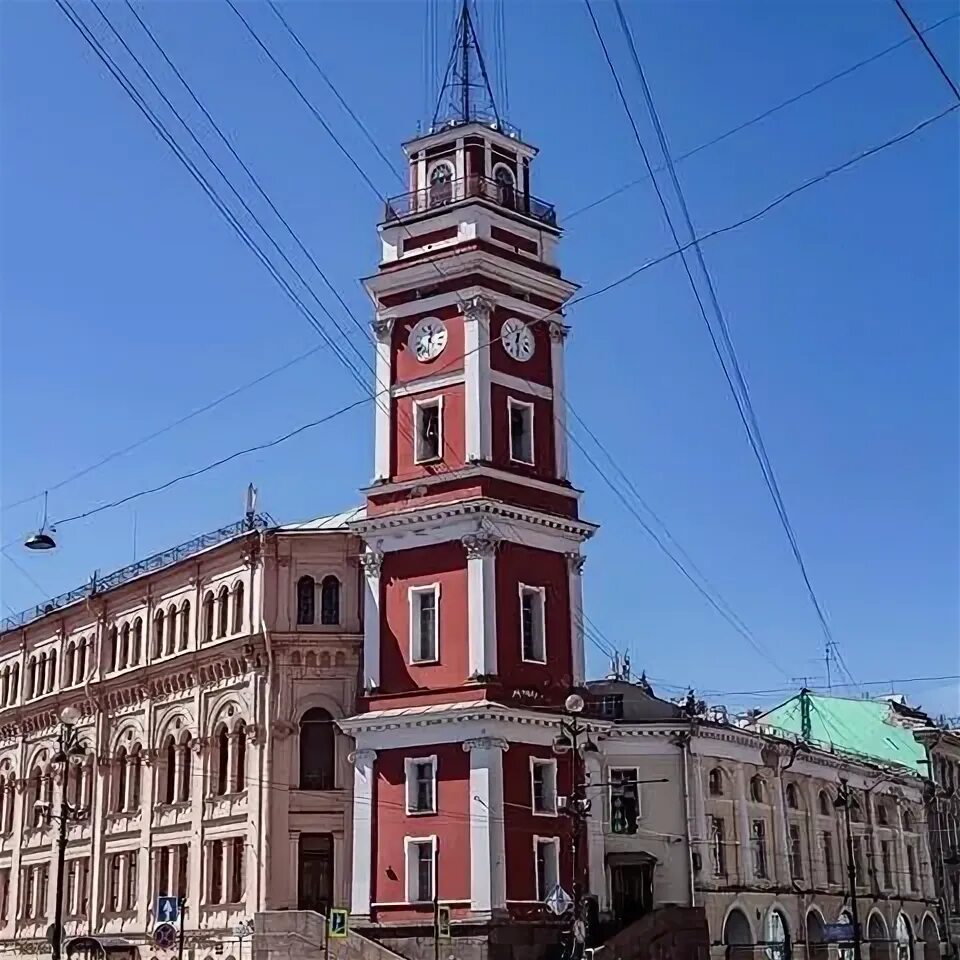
xmin=892 ymin=0 xmax=960 ymax=102
xmin=1 ymin=550 xmax=50 ymax=602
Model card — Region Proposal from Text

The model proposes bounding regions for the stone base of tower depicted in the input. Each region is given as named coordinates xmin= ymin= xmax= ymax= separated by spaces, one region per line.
xmin=354 ymin=918 xmax=569 ymax=960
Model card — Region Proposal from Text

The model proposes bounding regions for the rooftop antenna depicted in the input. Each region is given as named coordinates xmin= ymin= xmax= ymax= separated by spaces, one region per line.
xmin=245 ymin=483 xmax=257 ymax=529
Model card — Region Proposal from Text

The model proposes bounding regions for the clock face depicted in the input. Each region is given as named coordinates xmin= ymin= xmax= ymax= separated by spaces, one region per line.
xmin=501 ymin=317 xmax=535 ymax=362
xmin=408 ymin=317 xmax=448 ymax=362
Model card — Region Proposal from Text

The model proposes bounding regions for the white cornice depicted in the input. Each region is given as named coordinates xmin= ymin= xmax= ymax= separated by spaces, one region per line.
xmin=376 ymin=285 xmax=566 ymax=325
xmin=362 ymin=465 xmax=583 ymax=502
xmin=402 ymin=123 xmax=539 ymax=159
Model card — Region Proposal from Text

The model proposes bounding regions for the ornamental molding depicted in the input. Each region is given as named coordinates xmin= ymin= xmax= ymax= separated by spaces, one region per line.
xmin=548 ymin=320 xmax=570 ymax=343
xmin=565 ymin=552 xmax=586 ymax=574
xmin=461 ymin=530 xmax=500 ymax=560
xmin=462 ymin=737 xmax=509 ymax=753
xmin=349 ymin=748 xmax=377 ymax=767
xmin=463 ymin=295 xmax=493 ymax=324
xmin=359 ymin=550 xmax=384 ymax=578
xmin=371 ymin=316 xmax=395 ymax=341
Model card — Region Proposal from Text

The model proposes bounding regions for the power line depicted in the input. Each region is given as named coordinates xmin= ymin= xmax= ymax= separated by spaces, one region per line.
xmin=1 ymin=550 xmax=50 ymax=601
xmin=892 ymin=0 xmax=960 ymax=102
xmin=563 ymin=11 xmax=958 ymax=223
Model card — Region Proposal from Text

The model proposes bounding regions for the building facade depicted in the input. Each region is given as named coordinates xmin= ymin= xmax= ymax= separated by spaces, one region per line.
xmin=0 ymin=514 xmax=363 ymax=959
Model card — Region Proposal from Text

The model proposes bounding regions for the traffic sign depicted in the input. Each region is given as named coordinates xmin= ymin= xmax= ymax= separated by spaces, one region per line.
xmin=328 ymin=908 xmax=348 ymax=939
xmin=154 ymin=923 xmax=177 ymax=949
xmin=544 ymin=884 xmax=573 ymax=916
xmin=156 ymin=896 xmax=180 ymax=924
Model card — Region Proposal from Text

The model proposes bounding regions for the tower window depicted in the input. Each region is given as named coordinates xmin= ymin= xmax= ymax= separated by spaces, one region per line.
xmin=492 ymin=163 xmax=516 ymax=209
xmin=508 ymin=398 xmax=535 ymax=465
xmin=414 ymin=398 xmax=442 ymax=463
xmin=531 ymin=758 xmax=557 ymax=815
xmin=405 ymin=756 xmax=437 ymax=814
xmin=405 ymin=837 xmax=436 ymax=902
xmin=409 ymin=584 xmax=440 ymax=663
xmin=297 ymin=575 xmax=316 ymax=625
xmin=428 ymin=161 xmax=455 ymax=207
xmin=519 ymin=584 xmax=546 ymax=663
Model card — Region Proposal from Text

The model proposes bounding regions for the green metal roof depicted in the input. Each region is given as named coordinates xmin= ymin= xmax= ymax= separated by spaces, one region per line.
xmin=756 ymin=693 xmax=926 ymax=775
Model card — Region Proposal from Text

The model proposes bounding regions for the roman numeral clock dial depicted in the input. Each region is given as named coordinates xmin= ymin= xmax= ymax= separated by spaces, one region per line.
xmin=501 ymin=317 xmax=535 ymax=362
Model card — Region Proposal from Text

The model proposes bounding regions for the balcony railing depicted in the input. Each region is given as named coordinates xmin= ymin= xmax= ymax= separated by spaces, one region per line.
xmin=384 ymin=175 xmax=557 ymax=228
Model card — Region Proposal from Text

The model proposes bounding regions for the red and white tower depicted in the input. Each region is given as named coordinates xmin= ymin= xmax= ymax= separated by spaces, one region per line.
xmin=341 ymin=6 xmax=596 ymax=957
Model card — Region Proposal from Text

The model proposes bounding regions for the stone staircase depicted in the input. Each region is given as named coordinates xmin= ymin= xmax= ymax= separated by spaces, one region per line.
xmin=253 ymin=910 xmax=409 ymax=960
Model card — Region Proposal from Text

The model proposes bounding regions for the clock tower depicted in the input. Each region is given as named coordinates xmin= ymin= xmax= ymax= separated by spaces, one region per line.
xmin=340 ymin=5 xmax=596 ymax=957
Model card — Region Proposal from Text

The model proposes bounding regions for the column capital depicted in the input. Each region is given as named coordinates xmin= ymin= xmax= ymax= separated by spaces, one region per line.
xmin=566 ymin=552 xmax=586 ymax=574
xmin=463 ymin=737 xmax=509 ymax=754
xmin=548 ymin=320 xmax=570 ymax=343
xmin=349 ymin=749 xmax=377 ymax=767
xmin=462 ymin=530 xmax=500 ymax=560
xmin=463 ymin=295 xmax=493 ymax=324
xmin=371 ymin=316 xmax=394 ymax=341
xmin=359 ymin=550 xmax=384 ymax=578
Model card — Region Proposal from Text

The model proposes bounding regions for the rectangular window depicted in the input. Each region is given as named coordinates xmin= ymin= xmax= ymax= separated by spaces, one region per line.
xmin=23 ymin=867 xmax=34 ymax=919
xmin=881 ymin=840 xmax=893 ymax=888
xmin=534 ymin=837 xmax=560 ymax=902
xmin=508 ymin=398 xmax=535 ymax=465
xmin=907 ymin=844 xmax=918 ymax=891
xmin=158 ymin=847 xmax=171 ymax=897
xmin=823 ymin=831 xmax=836 ymax=884
xmin=710 ymin=816 xmax=726 ymax=876
xmin=176 ymin=845 xmax=189 ymax=900
xmin=852 ymin=835 xmax=866 ymax=887
xmin=519 ymin=585 xmax=546 ymax=663
xmin=109 ymin=854 xmax=121 ymax=912
xmin=414 ymin=398 xmax=442 ymax=463
xmin=788 ymin=823 xmax=804 ymax=879
xmin=230 ymin=837 xmax=245 ymax=903
xmin=37 ymin=864 xmax=48 ymax=918
xmin=125 ymin=851 xmax=137 ymax=910
xmin=210 ymin=839 xmax=224 ymax=904
xmin=409 ymin=585 xmax=439 ymax=663
xmin=405 ymin=838 xmax=435 ymax=903
xmin=405 ymin=757 xmax=437 ymax=815
xmin=610 ymin=768 xmax=640 ymax=834
xmin=751 ymin=819 xmax=768 ymax=878
xmin=531 ymin=758 xmax=558 ymax=815
xmin=0 ymin=868 xmax=8 ymax=921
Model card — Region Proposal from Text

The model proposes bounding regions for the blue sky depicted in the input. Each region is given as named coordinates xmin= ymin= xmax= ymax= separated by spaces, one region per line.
xmin=1 ymin=0 xmax=957 ymax=715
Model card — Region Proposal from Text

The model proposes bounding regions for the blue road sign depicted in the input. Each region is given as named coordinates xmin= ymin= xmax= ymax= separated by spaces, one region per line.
xmin=824 ymin=922 xmax=855 ymax=943
xmin=156 ymin=897 xmax=180 ymax=924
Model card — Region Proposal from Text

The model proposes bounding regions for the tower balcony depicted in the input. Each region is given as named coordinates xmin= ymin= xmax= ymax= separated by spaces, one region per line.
xmin=383 ymin=175 xmax=557 ymax=229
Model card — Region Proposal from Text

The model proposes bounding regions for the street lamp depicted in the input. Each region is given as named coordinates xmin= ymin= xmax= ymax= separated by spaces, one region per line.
xmin=46 ymin=706 xmax=88 ymax=960
xmin=25 ymin=492 xmax=57 ymax=551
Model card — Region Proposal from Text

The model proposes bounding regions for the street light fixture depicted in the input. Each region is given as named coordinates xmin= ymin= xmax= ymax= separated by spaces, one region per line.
xmin=24 ymin=492 xmax=57 ymax=551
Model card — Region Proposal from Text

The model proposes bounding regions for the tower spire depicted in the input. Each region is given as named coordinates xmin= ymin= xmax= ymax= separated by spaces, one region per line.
xmin=432 ymin=0 xmax=504 ymax=133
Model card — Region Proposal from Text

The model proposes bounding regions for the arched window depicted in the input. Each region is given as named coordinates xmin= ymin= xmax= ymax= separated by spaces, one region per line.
xmin=1 ymin=777 xmax=13 ymax=834
xmin=232 ymin=582 xmax=244 ymax=634
xmin=299 ymin=707 xmax=335 ymax=790
xmin=849 ymin=796 xmax=863 ymax=823
xmin=216 ymin=587 xmax=229 ymax=639
xmin=115 ymin=747 xmax=128 ymax=812
xmin=119 ymin=624 xmax=130 ymax=670
xmin=750 ymin=775 xmax=766 ymax=803
xmin=202 ymin=592 xmax=215 ymax=643
xmin=320 ymin=576 xmax=340 ymax=626
xmin=428 ymin=161 xmax=454 ymax=207
xmin=27 ymin=658 xmax=37 ymax=700
xmin=896 ymin=912 xmax=913 ymax=960
xmin=806 ymin=911 xmax=826 ymax=960
xmin=75 ymin=637 xmax=87 ymax=685
xmin=180 ymin=733 xmax=192 ymax=802
xmin=66 ymin=755 xmax=82 ymax=808
xmin=64 ymin=643 xmax=76 ymax=688
xmin=297 ymin=576 xmax=315 ymax=625
xmin=163 ymin=737 xmax=176 ymax=804
xmin=166 ymin=605 xmax=178 ymax=655
xmin=764 ymin=909 xmax=790 ymax=960
xmin=0 ymin=668 xmax=7 ymax=706
xmin=877 ymin=802 xmax=889 ymax=826
xmin=179 ymin=600 xmax=191 ymax=650
xmin=129 ymin=744 xmax=142 ymax=809
xmin=9 ymin=663 xmax=18 ymax=705
xmin=902 ymin=809 xmax=914 ymax=832
xmin=818 ymin=790 xmax=831 ymax=816
xmin=868 ymin=912 xmax=889 ymax=943
xmin=921 ymin=915 xmax=940 ymax=960
xmin=492 ymin=162 xmax=516 ymax=209
xmin=153 ymin=610 xmax=165 ymax=658
xmin=723 ymin=907 xmax=753 ymax=947
xmin=107 ymin=625 xmax=119 ymax=671
xmin=46 ymin=650 xmax=56 ymax=692
xmin=27 ymin=767 xmax=43 ymax=828
xmin=785 ymin=783 xmax=800 ymax=809
xmin=236 ymin=721 xmax=246 ymax=792
xmin=708 ymin=768 xmax=724 ymax=797
xmin=215 ymin=727 xmax=229 ymax=796
xmin=132 ymin=618 xmax=142 ymax=665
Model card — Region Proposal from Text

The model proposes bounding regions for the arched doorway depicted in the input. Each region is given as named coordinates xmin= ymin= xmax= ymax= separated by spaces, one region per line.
xmin=724 ymin=907 xmax=754 ymax=960
xmin=764 ymin=909 xmax=791 ymax=960
xmin=867 ymin=911 xmax=890 ymax=960
xmin=806 ymin=909 xmax=827 ymax=960
xmin=895 ymin=913 xmax=913 ymax=960
xmin=920 ymin=915 xmax=939 ymax=960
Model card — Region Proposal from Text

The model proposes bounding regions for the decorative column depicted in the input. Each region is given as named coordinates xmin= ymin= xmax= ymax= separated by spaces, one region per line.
xmin=349 ymin=749 xmax=377 ymax=917
xmin=359 ymin=550 xmax=384 ymax=691
xmin=463 ymin=738 xmax=508 ymax=916
xmin=584 ymin=753 xmax=608 ymax=912
xmin=566 ymin=552 xmax=586 ymax=685
xmin=734 ymin=767 xmax=754 ymax=883
xmin=124 ymin=755 xmax=138 ymax=812
xmin=463 ymin=296 xmax=492 ymax=463
xmin=549 ymin=321 xmax=570 ymax=480
xmin=771 ymin=767 xmax=790 ymax=884
xmin=371 ymin=317 xmax=394 ymax=482
xmin=173 ymin=745 xmax=185 ymax=802
xmin=692 ymin=752 xmax=709 ymax=868
xmin=226 ymin=733 xmax=239 ymax=794
xmin=462 ymin=530 xmax=499 ymax=678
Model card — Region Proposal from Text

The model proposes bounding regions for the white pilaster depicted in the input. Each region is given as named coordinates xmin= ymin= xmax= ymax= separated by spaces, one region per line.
xmin=772 ymin=769 xmax=789 ymax=884
xmin=372 ymin=317 xmax=394 ymax=482
xmin=464 ymin=738 xmax=508 ymax=915
xmin=360 ymin=550 xmax=383 ymax=690
xmin=463 ymin=296 xmax=492 ymax=462
xmin=585 ymin=753 xmax=608 ymax=911
xmin=734 ymin=767 xmax=754 ymax=883
xmin=549 ymin=321 xmax=569 ymax=480
xmin=566 ymin=552 xmax=586 ymax=685
xmin=349 ymin=749 xmax=377 ymax=917
xmin=463 ymin=531 xmax=499 ymax=678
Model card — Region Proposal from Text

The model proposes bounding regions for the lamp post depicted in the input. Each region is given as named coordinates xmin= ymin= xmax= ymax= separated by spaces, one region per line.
xmin=834 ymin=779 xmax=864 ymax=960
xmin=48 ymin=705 xmax=88 ymax=960
xmin=552 ymin=693 xmax=599 ymax=959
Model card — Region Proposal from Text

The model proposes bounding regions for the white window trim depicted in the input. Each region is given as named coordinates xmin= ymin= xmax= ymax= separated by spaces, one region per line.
xmin=404 ymin=835 xmax=437 ymax=904
xmin=609 ymin=767 xmax=641 ymax=829
xmin=408 ymin=583 xmax=441 ymax=665
xmin=530 ymin=757 xmax=558 ymax=817
xmin=491 ymin=161 xmax=516 ymax=186
xmin=405 ymin=755 xmax=438 ymax=816
xmin=518 ymin=583 xmax=547 ymax=664
xmin=532 ymin=835 xmax=560 ymax=901
xmin=508 ymin=396 xmax=536 ymax=466
xmin=413 ymin=395 xmax=444 ymax=464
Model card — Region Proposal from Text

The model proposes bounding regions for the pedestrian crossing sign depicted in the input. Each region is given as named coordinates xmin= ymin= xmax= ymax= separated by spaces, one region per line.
xmin=328 ymin=908 xmax=348 ymax=939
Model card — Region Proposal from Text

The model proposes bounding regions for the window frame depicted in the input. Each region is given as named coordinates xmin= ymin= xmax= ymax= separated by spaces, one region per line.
xmin=609 ymin=767 xmax=641 ymax=834
xmin=404 ymin=755 xmax=438 ymax=816
xmin=788 ymin=822 xmax=804 ymax=879
xmin=408 ymin=583 xmax=441 ymax=665
xmin=530 ymin=757 xmax=558 ymax=817
xmin=533 ymin=835 xmax=560 ymax=903
xmin=413 ymin=395 xmax=444 ymax=464
xmin=518 ymin=583 xmax=547 ymax=664
xmin=404 ymin=835 xmax=437 ymax=904
xmin=507 ymin=396 xmax=535 ymax=466
xmin=710 ymin=815 xmax=727 ymax=876
xmin=751 ymin=818 xmax=768 ymax=878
